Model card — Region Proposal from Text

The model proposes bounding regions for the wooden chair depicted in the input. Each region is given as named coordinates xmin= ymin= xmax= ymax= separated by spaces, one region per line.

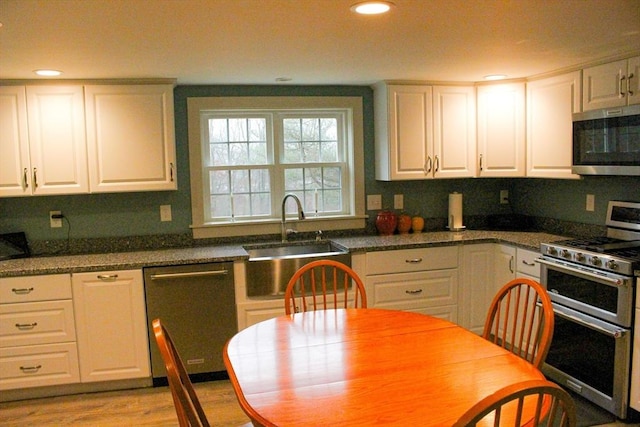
xmin=152 ymin=318 xmax=210 ymax=427
xmin=483 ymin=278 xmax=554 ymax=369
xmin=284 ymin=259 xmax=367 ymax=315
xmin=453 ymin=379 xmax=577 ymax=427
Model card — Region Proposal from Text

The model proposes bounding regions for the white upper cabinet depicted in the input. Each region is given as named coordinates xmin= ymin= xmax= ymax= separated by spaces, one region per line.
xmin=0 ymin=85 xmax=88 ymax=197
xmin=583 ymin=56 xmax=640 ymax=110
xmin=432 ymin=86 xmax=477 ymax=178
xmin=476 ymin=83 xmax=525 ymax=177
xmin=84 ymin=84 xmax=176 ymax=192
xmin=374 ymin=84 xmax=433 ymax=180
xmin=374 ymin=83 xmax=476 ymax=181
xmin=526 ymin=71 xmax=581 ymax=179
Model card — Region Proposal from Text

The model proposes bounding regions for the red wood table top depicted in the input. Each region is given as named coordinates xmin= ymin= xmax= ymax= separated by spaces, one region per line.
xmin=224 ymin=308 xmax=545 ymax=426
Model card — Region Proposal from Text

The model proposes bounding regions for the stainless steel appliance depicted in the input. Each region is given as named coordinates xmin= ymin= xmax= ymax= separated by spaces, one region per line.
xmin=539 ymin=200 xmax=640 ymax=419
xmin=144 ymin=262 xmax=237 ymax=386
xmin=572 ymin=104 xmax=640 ymax=176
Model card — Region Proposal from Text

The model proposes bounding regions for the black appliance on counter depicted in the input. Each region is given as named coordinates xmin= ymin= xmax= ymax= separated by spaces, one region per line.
xmin=0 ymin=232 xmax=30 ymax=260
xmin=539 ymin=200 xmax=639 ymax=419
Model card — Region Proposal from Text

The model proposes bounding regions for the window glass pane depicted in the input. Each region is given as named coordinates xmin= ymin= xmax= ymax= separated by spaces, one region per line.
xmin=233 ymin=193 xmax=250 ymax=217
xmin=323 ymin=167 xmax=341 ymax=188
xmin=250 ymin=169 xmax=271 ymax=192
xmin=228 ymin=118 xmax=247 ymax=142
xmin=283 ymin=142 xmax=302 ymax=163
xmin=209 ymin=119 xmax=228 ymax=143
xmin=211 ymin=194 xmax=231 ymax=217
xmin=284 ymin=118 xmax=301 ymax=142
xmin=302 ymin=118 xmax=320 ymax=141
xmin=248 ymin=142 xmax=267 ymax=164
xmin=231 ymin=170 xmax=249 ymax=193
xmin=248 ymin=118 xmax=266 ymax=142
xmin=251 ymin=193 xmax=271 ymax=216
xmin=229 ymin=142 xmax=248 ymax=165
xmin=284 ymin=168 xmax=303 ymax=191
xmin=209 ymin=170 xmax=230 ymax=194
xmin=320 ymin=140 xmax=338 ymax=162
xmin=302 ymin=142 xmax=320 ymax=162
xmin=320 ymin=118 xmax=337 ymax=141
xmin=210 ymin=143 xmax=229 ymax=166
xmin=323 ymin=189 xmax=342 ymax=212
xmin=304 ymin=167 xmax=321 ymax=188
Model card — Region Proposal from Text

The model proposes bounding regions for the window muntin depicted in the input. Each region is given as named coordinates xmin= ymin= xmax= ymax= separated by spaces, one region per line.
xmin=201 ymin=110 xmax=349 ymax=223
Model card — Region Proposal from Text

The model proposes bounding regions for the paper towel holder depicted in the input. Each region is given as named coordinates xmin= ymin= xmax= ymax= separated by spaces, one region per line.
xmin=446 ymin=223 xmax=466 ymax=232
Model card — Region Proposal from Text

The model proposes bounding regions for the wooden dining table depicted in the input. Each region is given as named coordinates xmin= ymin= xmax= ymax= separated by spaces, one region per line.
xmin=223 ymin=308 xmax=547 ymax=426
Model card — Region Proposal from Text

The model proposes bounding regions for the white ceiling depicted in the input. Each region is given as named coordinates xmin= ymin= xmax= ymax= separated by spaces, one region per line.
xmin=1 ymin=0 xmax=640 ymax=85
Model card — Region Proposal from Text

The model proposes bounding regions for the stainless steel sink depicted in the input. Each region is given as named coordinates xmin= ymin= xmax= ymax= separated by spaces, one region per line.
xmin=244 ymin=241 xmax=351 ymax=298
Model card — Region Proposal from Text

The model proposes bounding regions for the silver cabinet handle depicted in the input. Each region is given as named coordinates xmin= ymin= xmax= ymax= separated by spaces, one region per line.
xmin=521 ymin=260 xmax=536 ymax=267
xmin=150 ymin=270 xmax=228 ymax=280
xmin=620 ymin=74 xmax=627 ymax=98
xmin=509 ymin=256 xmax=514 ymax=273
xmin=434 ymin=155 xmax=440 ymax=172
xmin=23 ymin=168 xmax=29 ymax=189
xmin=20 ymin=365 xmax=42 ymax=373
xmin=97 ymin=274 xmax=118 ymax=282
xmin=33 ymin=167 xmax=38 ymax=188
xmin=424 ymin=156 xmax=432 ymax=174
xmin=12 ymin=287 xmax=34 ymax=294
xmin=170 ymin=162 xmax=175 ymax=182
xmin=479 ymin=153 xmax=483 ymax=171
xmin=15 ymin=322 xmax=38 ymax=330
xmin=628 ymin=73 xmax=635 ymax=96
xmin=405 ymin=289 xmax=423 ymax=295
xmin=405 ymin=258 xmax=423 ymax=264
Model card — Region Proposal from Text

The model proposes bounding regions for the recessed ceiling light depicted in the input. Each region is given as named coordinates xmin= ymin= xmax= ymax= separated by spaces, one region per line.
xmin=34 ymin=69 xmax=63 ymax=77
xmin=484 ymin=74 xmax=507 ymax=81
xmin=351 ymin=1 xmax=395 ymax=15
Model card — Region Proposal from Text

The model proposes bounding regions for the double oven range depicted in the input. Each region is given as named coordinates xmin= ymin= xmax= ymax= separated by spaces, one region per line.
xmin=539 ymin=200 xmax=639 ymax=419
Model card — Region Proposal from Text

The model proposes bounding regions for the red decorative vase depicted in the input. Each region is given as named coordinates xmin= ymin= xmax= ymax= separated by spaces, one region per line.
xmin=397 ymin=214 xmax=412 ymax=234
xmin=376 ymin=211 xmax=397 ymax=235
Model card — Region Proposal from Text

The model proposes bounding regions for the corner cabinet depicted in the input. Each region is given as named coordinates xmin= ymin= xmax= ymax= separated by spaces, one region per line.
xmin=84 ymin=84 xmax=177 ymax=192
xmin=526 ymin=71 xmax=581 ymax=179
xmin=72 ymin=270 xmax=150 ymax=383
xmin=0 ymin=85 xmax=88 ymax=197
xmin=476 ymin=83 xmax=526 ymax=177
xmin=583 ymin=56 xmax=640 ymax=110
xmin=374 ymin=83 xmax=475 ymax=180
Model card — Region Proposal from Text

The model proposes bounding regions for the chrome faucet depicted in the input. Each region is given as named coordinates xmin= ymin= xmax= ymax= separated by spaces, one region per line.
xmin=281 ymin=194 xmax=305 ymax=242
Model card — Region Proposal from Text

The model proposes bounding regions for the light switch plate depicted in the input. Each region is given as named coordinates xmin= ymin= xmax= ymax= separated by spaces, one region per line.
xmin=500 ymin=190 xmax=509 ymax=204
xmin=367 ymin=194 xmax=382 ymax=210
xmin=586 ymin=194 xmax=595 ymax=212
xmin=49 ymin=211 xmax=62 ymax=228
xmin=394 ymin=194 xmax=403 ymax=210
xmin=160 ymin=204 xmax=172 ymax=222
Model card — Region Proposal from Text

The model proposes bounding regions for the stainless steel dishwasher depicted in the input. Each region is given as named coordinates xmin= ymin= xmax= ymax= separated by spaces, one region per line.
xmin=143 ymin=262 xmax=237 ymax=386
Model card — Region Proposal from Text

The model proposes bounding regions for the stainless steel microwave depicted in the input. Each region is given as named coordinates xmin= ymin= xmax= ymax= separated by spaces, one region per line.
xmin=572 ymin=104 xmax=640 ymax=176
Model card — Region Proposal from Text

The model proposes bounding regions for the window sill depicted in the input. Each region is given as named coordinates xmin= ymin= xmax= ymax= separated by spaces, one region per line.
xmin=191 ymin=216 xmax=367 ymax=239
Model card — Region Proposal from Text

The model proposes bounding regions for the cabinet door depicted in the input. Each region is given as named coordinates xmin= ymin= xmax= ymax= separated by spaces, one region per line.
xmin=84 ymin=84 xmax=176 ymax=192
xmin=494 ymin=244 xmax=516 ymax=288
xmin=374 ymin=84 xmax=433 ymax=180
xmin=460 ymin=244 xmax=496 ymax=334
xmin=516 ymin=248 xmax=540 ymax=279
xmin=477 ymin=83 xmax=525 ymax=177
xmin=72 ymin=270 xmax=150 ymax=382
xmin=0 ymin=86 xmax=31 ymax=196
xmin=583 ymin=59 xmax=629 ymax=110
xmin=26 ymin=85 xmax=89 ymax=194
xmin=631 ymin=304 xmax=640 ymax=411
xmin=628 ymin=56 xmax=640 ymax=107
xmin=526 ymin=71 xmax=581 ymax=179
xmin=433 ymin=86 xmax=476 ymax=178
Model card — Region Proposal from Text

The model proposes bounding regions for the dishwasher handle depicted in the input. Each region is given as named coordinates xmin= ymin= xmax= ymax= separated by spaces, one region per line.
xmin=149 ymin=270 xmax=229 ymax=280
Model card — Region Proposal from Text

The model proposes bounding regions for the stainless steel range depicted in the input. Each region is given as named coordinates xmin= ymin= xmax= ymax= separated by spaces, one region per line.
xmin=538 ymin=200 xmax=639 ymax=419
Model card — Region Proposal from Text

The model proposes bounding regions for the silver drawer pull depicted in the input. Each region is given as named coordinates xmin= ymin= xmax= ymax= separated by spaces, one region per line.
xmin=521 ymin=260 xmax=536 ymax=266
xmin=20 ymin=365 xmax=42 ymax=373
xmin=405 ymin=258 xmax=423 ymax=264
xmin=97 ymin=274 xmax=118 ymax=281
xmin=150 ymin=270 xmax=229 ymax=280
xmin=405 ymin=289 xmax=423 ymax=295
xmin=12 ymin=287 xmax=34 ymax=294
xmin=15 ymin=322 xmax=38 ymax=330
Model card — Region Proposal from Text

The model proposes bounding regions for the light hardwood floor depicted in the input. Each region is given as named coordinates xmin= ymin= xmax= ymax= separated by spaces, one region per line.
xmin=0 ymin=379 xmax=635 ymax=426
xmin=0 ymin=380 xmax=251 ymax=426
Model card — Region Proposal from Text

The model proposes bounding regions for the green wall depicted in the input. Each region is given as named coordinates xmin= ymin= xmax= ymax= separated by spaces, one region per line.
xmin=0 ymin=85 xmax=638 ymax=242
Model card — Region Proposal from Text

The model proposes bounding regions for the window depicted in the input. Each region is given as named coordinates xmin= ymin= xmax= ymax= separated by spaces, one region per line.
xmin=188 ymin=97 xmax=365 ymax=239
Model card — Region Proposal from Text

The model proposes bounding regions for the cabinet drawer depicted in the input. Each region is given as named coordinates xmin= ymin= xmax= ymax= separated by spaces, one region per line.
xmin=0 ymin=275 xmax=72 ymax=303
xmin=0 ymin=342 xmax=80 ymax=390
xmin=0 ymin=300 xmax=76 ymax=348
xmin=516 ymin=248 xmax=540 ymax=279
xmin=369 ymin=270 xmax=458 ymax=307
xmin=366 ymin=246 xmax=458 ymax=275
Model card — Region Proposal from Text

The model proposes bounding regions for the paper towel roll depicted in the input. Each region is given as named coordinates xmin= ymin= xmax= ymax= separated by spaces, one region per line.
xmin=448 ymin=192 xmax=464 ymax=230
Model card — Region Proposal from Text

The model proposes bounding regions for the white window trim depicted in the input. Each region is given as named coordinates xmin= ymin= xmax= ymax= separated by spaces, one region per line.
xmin=187 ymin=96 xmax=365 ymax=239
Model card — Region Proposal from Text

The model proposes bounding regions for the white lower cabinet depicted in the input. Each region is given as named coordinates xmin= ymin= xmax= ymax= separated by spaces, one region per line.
xmin=72 ymin=270 xmax=150 ymax=382
xmin=0 ymin=274 xmax=80 ymax=390
xmin=516 ymin=247 xmax=540 ymax=280
xmin=366 ymin=246 xmax=458 ymax=322
xmin=460 ymin=244 xmax=497 ymax=334
xmin=236 ymin=299 xmax=285 ymax=331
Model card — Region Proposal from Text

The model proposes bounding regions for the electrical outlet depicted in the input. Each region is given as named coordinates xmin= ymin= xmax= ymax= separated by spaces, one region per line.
xmin=160 ymin=204 xmax=172 ymax=222
xmin=500 ymin=190 xmax=509 ymax=204
xmin=367 ymin=194 xmax=382 ymax=210
xmin=586 ymin=194 xmax=595 ymax=212
xmin=394 ymin=194 xmax=404 ymax=210
xmin=49 ymin=211 xmax=62 ymax=228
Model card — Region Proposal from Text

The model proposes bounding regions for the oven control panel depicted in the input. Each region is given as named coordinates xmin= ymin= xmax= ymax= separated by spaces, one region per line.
xmin=541 ymin=243 xmax=634 ymax=276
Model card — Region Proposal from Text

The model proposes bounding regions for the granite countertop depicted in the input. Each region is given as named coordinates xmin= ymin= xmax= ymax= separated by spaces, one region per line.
xmin=0 ymin=230 xmax=569 ymax=278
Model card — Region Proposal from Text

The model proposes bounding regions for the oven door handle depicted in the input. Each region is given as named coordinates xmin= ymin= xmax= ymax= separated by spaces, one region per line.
xmin=536 ymin=258 xmax=628 ymax=287
xmin=551 ymin=305 xmax=627 ymax=339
